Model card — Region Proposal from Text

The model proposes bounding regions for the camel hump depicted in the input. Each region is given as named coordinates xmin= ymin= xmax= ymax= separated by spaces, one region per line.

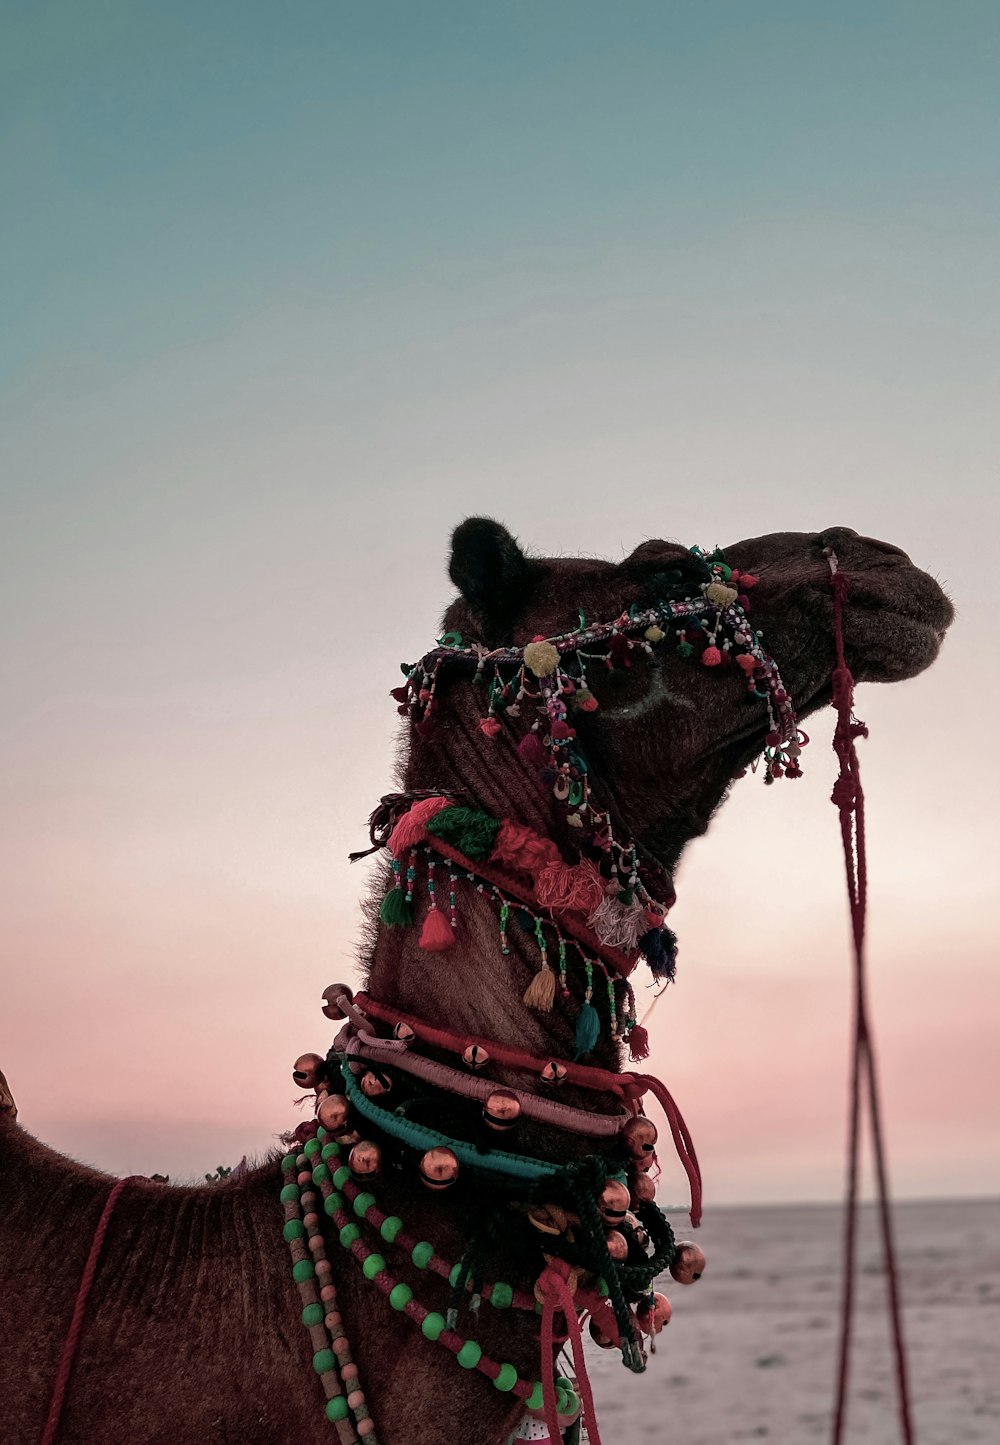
xmin=0 ymin=1068 xmax=17 ymax=1123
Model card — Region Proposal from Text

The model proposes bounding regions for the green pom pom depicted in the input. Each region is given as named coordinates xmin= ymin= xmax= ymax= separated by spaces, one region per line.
xmin=362 ymin=1253 xmax=386 ymax=1280
xmin=326 ymin=1397 xmax=349 ymax=1422
xmin=493 ymin=1362 xmax=518 ymax=1392
xmin=282 ymin=1220 xmax=305 ymax=1242
xmin=339 ymin=1223 xmax=361 ymax=1248
xmin=301 ymin=1302 xmax=324 ymax=1327
xmin=353 ymin=1191 xmax=377 ymax=1219
xmin=303 ymin=1138 xmax=321 ymax=1157
xmin=677 ymin=641 xmax=694 ymax=658
xmin=281 ymin=1153 xmax=297 ymax=1172
xmin=321 ymin=1142 xmax=341 ymax=1162
xmin=292 ymin=1260 xmax=315 ymax=1283
xmin=526 ymin=1382 xmax=544 ymax=1411
xmin=411 ymin=1241 xmax=434 ymax=1269
xmin=457 ymin=1340 xmax=482 ymax=1370
xmin=311 ymin=1163 xmax=331 ymax=1185
xmin=279 ymin=1183 xmax=299 ymax=1204
xmin=421 ymin=1311 xmax=446 ymax=1341
xmin=315 ymin=1126 xmax=327 ymax=1142
xmin=389 ymin=1283 xmax=413 ymax=1311
xmin=490 ymin=1281 xmax=513 ymax=1310
xmin=333 ymin=1166 xmax=352 ymax=1189
xmin=380 ymin=1215 xmax=403 ymax=1243
xmin=313 ymin=1348 xmax=335 ymax=1374
xmin=574 ymin=999 xmax=601 ymax=1059
xmin=324 ymin=1192 xmax=344 ymax=1217
xmin=425 ymin=806 xmax=501 ymax=860
xmin=379 ymin=887 xmax=414 ymax=927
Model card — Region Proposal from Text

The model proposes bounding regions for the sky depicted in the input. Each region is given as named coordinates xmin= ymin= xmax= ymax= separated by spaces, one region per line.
xmin=2 ymin=1 xmax=998 ymax=1204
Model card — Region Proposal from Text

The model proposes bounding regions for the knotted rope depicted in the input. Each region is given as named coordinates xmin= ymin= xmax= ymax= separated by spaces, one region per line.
xmin=827 ymin=557 xmax=914 ymax=1445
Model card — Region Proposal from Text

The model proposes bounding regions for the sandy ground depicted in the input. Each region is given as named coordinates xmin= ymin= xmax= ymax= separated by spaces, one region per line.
xmin=584 ymin=1199 xmax=999 ymax=1445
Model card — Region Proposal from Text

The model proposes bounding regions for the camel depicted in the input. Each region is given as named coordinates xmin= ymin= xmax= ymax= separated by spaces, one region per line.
xmin=0 ymin=520 xmax=952 ymax=1445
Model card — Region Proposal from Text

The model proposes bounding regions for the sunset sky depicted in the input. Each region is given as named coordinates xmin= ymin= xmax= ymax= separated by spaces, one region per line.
xmin=3 ymin=1 xmax=998 ymax=1205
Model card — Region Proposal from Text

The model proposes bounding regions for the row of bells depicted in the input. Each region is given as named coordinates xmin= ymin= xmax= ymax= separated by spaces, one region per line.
xmin=293 ymin=1049 xmax=661 ymax=1194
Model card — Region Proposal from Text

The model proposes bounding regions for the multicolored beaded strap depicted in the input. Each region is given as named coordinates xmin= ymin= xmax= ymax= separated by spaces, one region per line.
xmin=280 ymin=1144 xmax=379 ymax=1442
xmin=394 ymin=545 xmax=805 ymax=802
xmin=281 ymin=1133 xmax=581 ymax=1427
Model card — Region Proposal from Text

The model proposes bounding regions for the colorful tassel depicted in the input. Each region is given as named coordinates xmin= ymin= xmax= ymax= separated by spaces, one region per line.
xmin=379 ymin=887 xmax=413 ymax=927
xmin=574 ymin=1000 xmax=601 ymax=1059
xmin=425 ymin=806 xmax=501 ymax=860
xmin=419 ymin=907 xmax=455 ymax=952
xmin=523 ymin=964 xmax=556 ymax=1011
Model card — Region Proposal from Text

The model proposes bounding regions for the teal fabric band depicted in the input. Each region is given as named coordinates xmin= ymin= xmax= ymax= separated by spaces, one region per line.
xmin=340 ymin=1064 xmax=561 ymax=1182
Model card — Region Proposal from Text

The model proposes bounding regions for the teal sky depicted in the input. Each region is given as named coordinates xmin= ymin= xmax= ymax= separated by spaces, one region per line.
xmin=2 ymin=2 xmax=998 ymax=1201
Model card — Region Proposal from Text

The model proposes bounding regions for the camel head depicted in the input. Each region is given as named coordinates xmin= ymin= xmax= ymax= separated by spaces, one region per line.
xmin=429 ymin=519 xmax=953 ymax=868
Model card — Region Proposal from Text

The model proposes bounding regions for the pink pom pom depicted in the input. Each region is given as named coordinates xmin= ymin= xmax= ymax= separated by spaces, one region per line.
xmin=535 ymin=858 xmax=606 ymax=914
xmin=492 ymin=819 xmax=561 ymax=872
xmin=419 ymin=908 xmax=455 ymax=952
xmin=701 ymin=646 xmax=722 ymax=667
xmin=479 ymin=717 xmax=502 ymax=737
xmin=735 ymin=654 xmax=756 ymax=673
xmin=387 ymin=796 xmax=451 ymax=854
xmin=517 ymin=732 xmax=548 ymax=769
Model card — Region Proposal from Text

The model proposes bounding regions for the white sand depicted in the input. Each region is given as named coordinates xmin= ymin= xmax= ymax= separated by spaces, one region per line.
xmin=585 ymin=1199 xmax=999 ymax=1444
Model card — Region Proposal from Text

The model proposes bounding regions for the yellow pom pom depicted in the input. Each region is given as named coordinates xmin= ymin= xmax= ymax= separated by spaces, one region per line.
xmin=644 ymin=625 xmax=664 ymax=642
xmin=523 ymin=640 xmax=561 ymax=677
xmin=704 ymin=582 xmax=738 ymax=608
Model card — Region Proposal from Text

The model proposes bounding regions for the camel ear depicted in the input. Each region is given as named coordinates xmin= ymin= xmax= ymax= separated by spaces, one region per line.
xmin=448 ymin=517 xmax=533 ymax=637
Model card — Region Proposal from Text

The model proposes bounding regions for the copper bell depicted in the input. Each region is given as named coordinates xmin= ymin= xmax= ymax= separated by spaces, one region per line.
xmin=623 ymin=1116 xmax=658 ymax=1159
xmin=631 ymin=1172 xmax=656 ymax=1205
xmin=636 ymin=1291 xmax=672 ymax=1335
xmin=540 ymin=1060 xmax=567 ymax=1087
xmin=321 ymin=984 xmax=354 ymax=1021
xmin=293 ymin=1053 xmax=326 ymax=1089
xmin=360 ymin=1070 xmax=391 ymax=1098
xmin=348 ymin=1140 xmax=381 ymax=1178
xmin=392 ymin=1022 xmax=415 ymax=1044
xmin=670 ymin=1241 xmax=706 ymax=1285
xmin=483 ymin=1089 xmax=521 ymax=1131
xmin=597 ymin=1179 xmax=630 ymax=1226
xmin=462 ymin=1044 xmax=489 ymax=1070
xmin=316 ymin=1093 xmax=350 ymax=1132
xmin=605 ymin=1228 xmax=629 ymax=1262
xmin=419 ymin=1146 xmax=459 ymax=1190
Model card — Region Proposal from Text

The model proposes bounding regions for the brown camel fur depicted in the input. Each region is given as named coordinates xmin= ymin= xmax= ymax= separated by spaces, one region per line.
xmin=0 ymin=522 xmax=952 ymax=1445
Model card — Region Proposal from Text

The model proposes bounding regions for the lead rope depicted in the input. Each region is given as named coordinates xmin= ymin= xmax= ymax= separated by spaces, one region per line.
xmin=827 ymin=554 xmax=915 ymax=1445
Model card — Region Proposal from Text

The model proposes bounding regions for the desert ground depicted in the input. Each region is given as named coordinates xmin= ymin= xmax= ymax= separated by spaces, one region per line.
xmin=586 ymin=1198 xmax=999 ymax=1445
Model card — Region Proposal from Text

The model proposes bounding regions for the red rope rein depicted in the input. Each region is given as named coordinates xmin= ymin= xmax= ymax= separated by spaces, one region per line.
xmin=828 ymin=560 xmax=915 ymax=1445
xmin=40 ymin=1176 xmax=141 ymax=1445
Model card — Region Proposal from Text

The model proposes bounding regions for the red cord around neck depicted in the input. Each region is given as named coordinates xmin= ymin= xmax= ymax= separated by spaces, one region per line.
xmin=828 ymin=561 xmax=914 ymax=1445
xmin=41 ymin=1176 xmax=143 ymax=1445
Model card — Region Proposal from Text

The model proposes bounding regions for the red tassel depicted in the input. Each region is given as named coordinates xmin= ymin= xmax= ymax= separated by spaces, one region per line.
xmin=419 ymin=908 xmax=455 ymax=952
xmin=517 ymin=732 xmax=548 ymax=769
xmin=629 ymin=1025 xmax=650 ymax=1061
